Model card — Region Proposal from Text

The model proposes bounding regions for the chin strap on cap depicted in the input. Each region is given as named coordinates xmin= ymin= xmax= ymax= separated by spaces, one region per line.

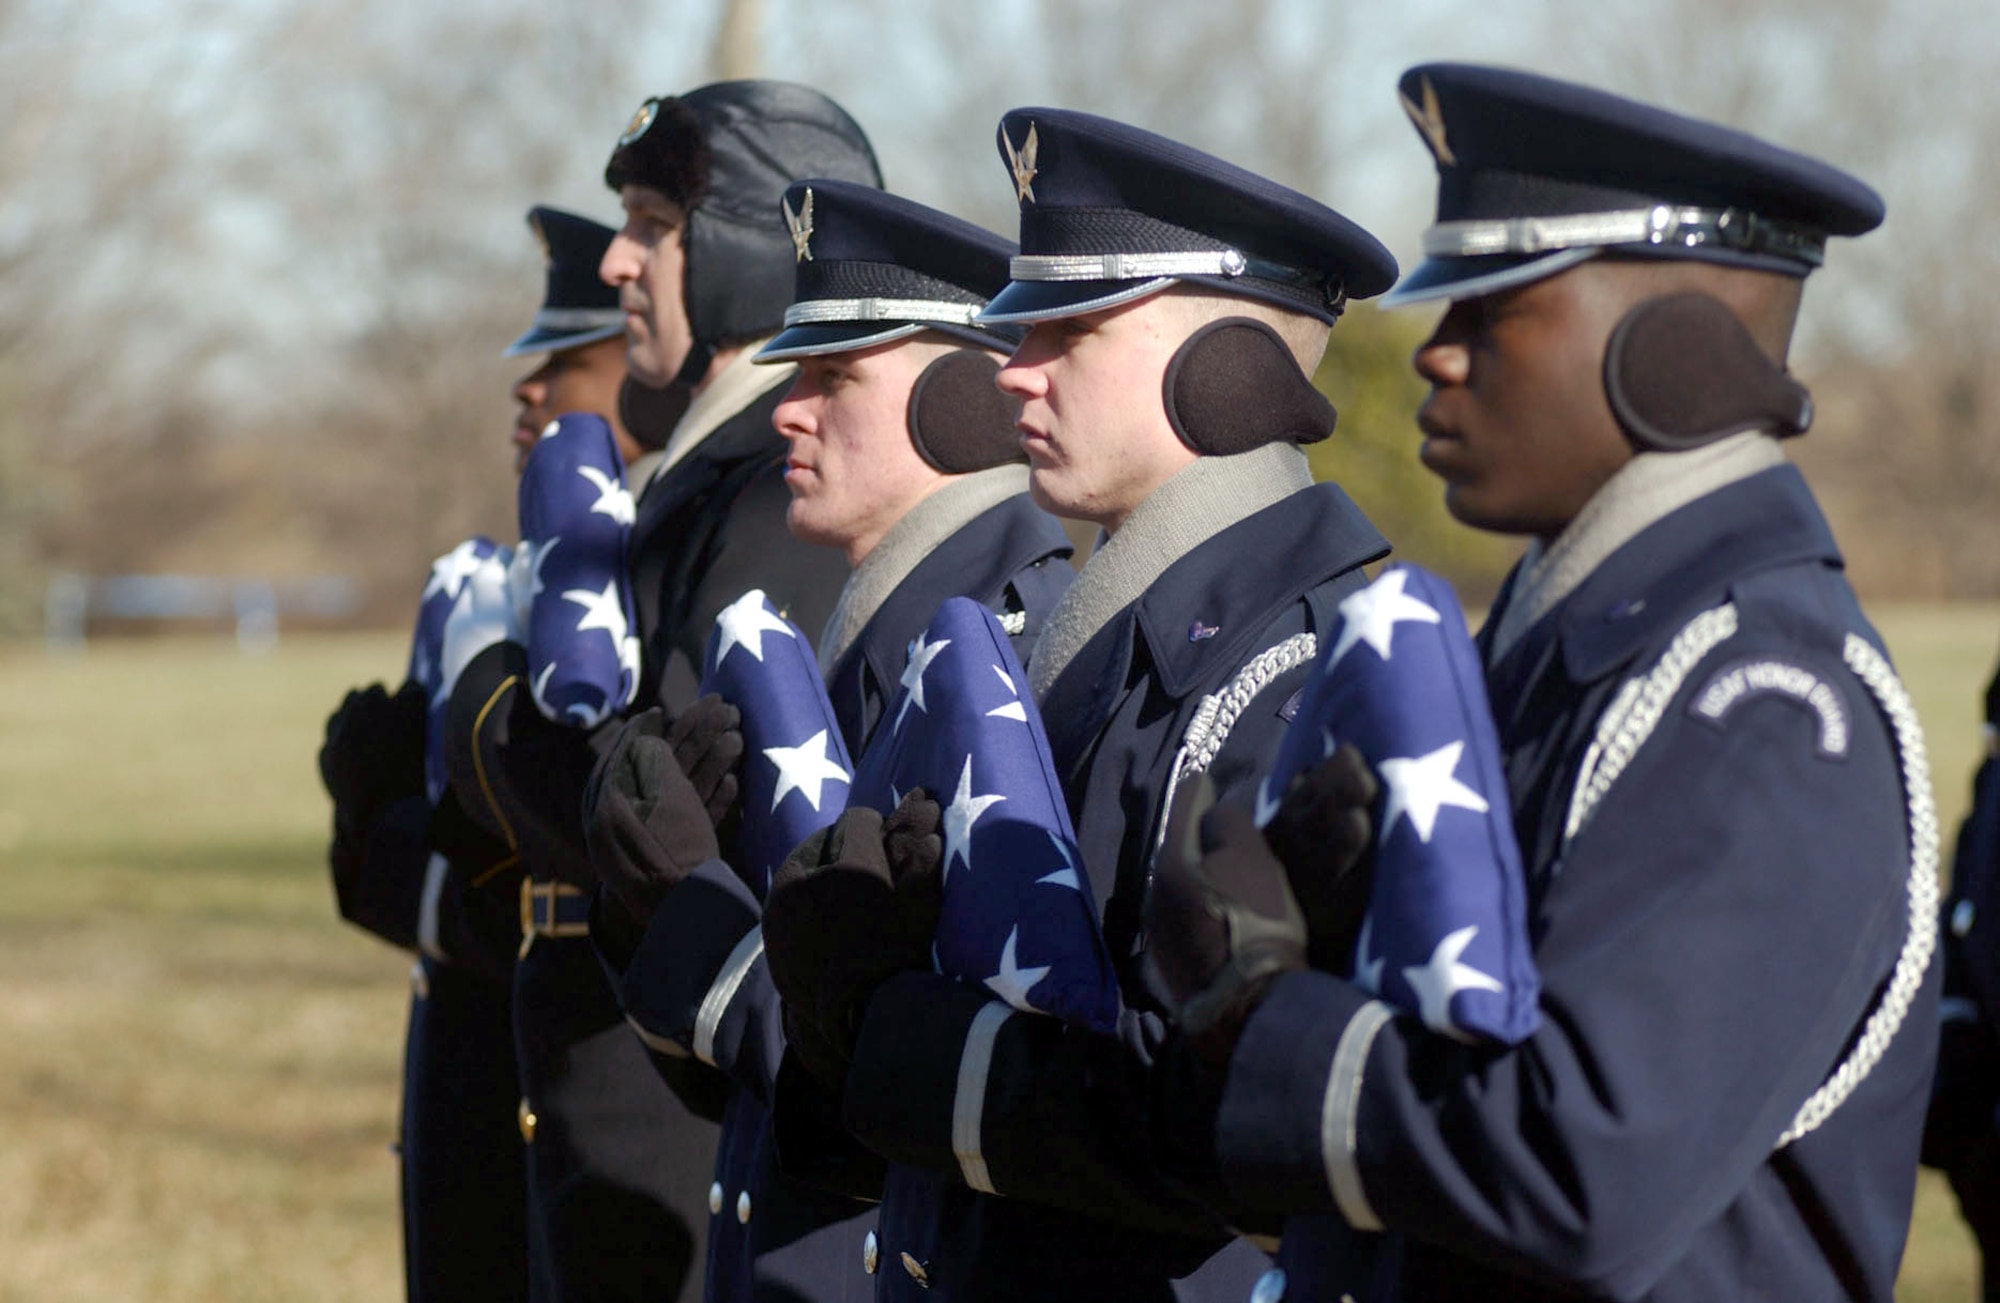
xmin=1603 ymin=293 xmax=1812 ymax=453
xmin=1162 ymin=318 xmax=1336 ymax=457
xmin=906 ymin=349 xmax=1025 ymax=474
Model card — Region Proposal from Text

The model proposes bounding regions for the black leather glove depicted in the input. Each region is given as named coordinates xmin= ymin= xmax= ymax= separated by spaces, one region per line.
xmin=444 ymin=641 xmax=604 ymax=887
xmin=762 ymin=791 xmax=943 ymax=1090
xmin=1144 ymin=774 xmax=1307 ymax=1069
xmin=319 ymin=680 xmax=427 ymax=826
xmin=428 ymin=787 xmax=525 ymax=983
xmin=1261 ymin=743 xmax=1379 ymax=973
xmin=583 ymin=700 xmax=743 ymax=927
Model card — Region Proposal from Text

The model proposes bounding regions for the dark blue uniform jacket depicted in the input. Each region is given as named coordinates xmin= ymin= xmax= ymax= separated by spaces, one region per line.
xmin=607 ymin=493 xmax=1074 ymax=1302
xmin=838 ymin=483 xmax=1389 ymax=1302
xmin=1216 ymin=466 xmax=1939 ymax=1302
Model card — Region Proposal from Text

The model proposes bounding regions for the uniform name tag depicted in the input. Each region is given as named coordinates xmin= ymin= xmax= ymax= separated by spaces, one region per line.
xmin=1690 ymin=657 xmax=1849 ymax=758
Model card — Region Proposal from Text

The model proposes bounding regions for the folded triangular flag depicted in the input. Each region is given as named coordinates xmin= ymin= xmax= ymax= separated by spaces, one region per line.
xmin=410 ymin=536 xmax=509 ymax=805
xmin=514 ymin=413 xmax=640 ymax=730
xmin=850 ymin=597 xmax=1119 ymax=1032
xmin=1256 ymin=565 xmax=1539 ymax=1044
xmin=699 ymin=589 xmax=853 ymax=899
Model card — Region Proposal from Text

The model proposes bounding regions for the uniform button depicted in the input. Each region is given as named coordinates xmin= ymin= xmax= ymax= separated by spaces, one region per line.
xmin=1249 ymin=1267 xmax=1287 ymax=1303
xmin=862 ymin=1231 xmax=879 ymax=1275
xmin=1954 ymin=899 xmax=1977 ymax=937
xmin=736 ymin=1190 xmax=752 ymax=1224
xmin=900 ymin=1251 xmax=930 ymax=1287
xmin=517 ymin=1098 xmax=537 ymax=1144
xmin=708 ymin=1182 xmax=723 ymax=1216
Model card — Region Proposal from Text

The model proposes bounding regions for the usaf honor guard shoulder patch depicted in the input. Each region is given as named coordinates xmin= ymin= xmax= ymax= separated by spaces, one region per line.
xmin=701 ymin=589 xmax=853 ymax=898
xmin=1258 ymin=565 xmax=1540 ymax=1044
xmin=850 ymin=597 xmax=1119 ymax=1032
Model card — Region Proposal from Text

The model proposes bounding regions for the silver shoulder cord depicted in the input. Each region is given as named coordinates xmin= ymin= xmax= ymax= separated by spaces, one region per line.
xmin=1562 ymin=603 xmax=1938 ymax=1149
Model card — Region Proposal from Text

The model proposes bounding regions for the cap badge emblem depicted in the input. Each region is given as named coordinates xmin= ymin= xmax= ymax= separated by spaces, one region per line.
xmin=1003 ymin=122 xmax=1039 ymax=205
xmin=619 ymin=99 xmax=659 ymax=147
xmin=1399 ymin=75 xmax=1457 ymax=168
xmin=782 ymin=187 xmax=814 ymax=263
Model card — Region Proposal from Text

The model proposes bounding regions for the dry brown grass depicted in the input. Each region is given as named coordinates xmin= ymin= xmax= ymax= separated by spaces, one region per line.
xmin=0 ymin=608 xmax=1995 ymax=1300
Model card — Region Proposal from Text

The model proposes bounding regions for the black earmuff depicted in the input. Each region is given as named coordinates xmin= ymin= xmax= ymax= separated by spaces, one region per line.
xmin=1161 ymin=318 xmax=1337 ymax=456
xmin=1603 ymin=293 xmax=1812 ymax=454
xmin=906 ymin=348 xmax=1025 ymax=474
xmin=616 ymin=376 xmax=692 ymax=452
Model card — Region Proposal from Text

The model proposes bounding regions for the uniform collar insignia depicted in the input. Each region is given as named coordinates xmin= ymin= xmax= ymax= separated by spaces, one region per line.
xmin=619 ymin=99 xmax=658 ymax=147
xmin=1399 ymin=75 xmax=1457 ymax=167
xmin=1003 ymin=122 xmax=1039 ymax=205
xmin=783 ymin=187 xmax=814 ymax=262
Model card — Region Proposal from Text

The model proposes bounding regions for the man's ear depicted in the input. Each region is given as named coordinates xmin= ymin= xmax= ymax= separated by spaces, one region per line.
xmin=1603 ymin=293 xmax=1811 ymax=452
xmin=1162 ymin=318 xmax=1336 ymax=456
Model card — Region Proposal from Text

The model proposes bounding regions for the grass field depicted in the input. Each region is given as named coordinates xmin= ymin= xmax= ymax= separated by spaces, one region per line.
xmin=1 ymin=607 xmax=1997 ymax=1300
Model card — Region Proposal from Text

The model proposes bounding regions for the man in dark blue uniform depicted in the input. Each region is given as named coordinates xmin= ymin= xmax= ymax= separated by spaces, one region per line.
xmin=758 ymin=109 xmax=1399 ymax=1300
xmin=317 ymin=204 xmax=636 ymax=1303
xmin=1926 ymin=654 xmax=2000 ymax=1299
xmin=1147 ymin=64 xmax=1940 ymax=1302
xmin=444 ymin=84 xmax=880 ymax=1303
xmin=580 ymin=179 xmax=1074 ymax=1302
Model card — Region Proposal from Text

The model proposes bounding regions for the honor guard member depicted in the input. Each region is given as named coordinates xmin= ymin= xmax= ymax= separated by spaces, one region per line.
xmin=759 ymin=110 xmax=1398 ymax=1300
xmin=318 ymin=205 xmax=638 ymax=1303
xmin=445 ymin=84 xmax=880 ymax=1303
xmin=582 ymin=179 xmax=1075 ymax=1302
xmin=1925 ymin=653 xmax=2000 ymax=1299
xmin=1148 ymin=64 xmax=1940 ymax=1302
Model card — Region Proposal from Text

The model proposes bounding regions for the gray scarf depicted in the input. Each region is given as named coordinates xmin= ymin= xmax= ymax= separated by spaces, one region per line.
xmin=1486 ymin=431 xmax=1786 ymax=661
xmin=1028 ymin=442 xmax=1314 ymax=703
xmin=816 ymin=465 xmax=1032 ymax=673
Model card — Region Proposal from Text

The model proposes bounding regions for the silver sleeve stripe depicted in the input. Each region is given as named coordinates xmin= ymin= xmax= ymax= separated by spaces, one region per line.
xmin=1321 ymin=999 xmax=1394 ymax=1232
xmin=693 ymin=927 xmax=765 ymax=1067
xmin=782 ymin=297 xmax=984 ymax=327
xmin=952 ymin=1002 xmax=1015 ymax=1195
xmin=417 ymin=852 xmax=450 ymax=963
xmin=1422 ymin=206 xmax=1824 ymax=266
xmin=531 ymin=307 xmax=626 ymax=330
xmin=1010 ymin=249 xmax=1250 ymax=282
xmin=625 ymin=1012 xmax=692 ymax=1059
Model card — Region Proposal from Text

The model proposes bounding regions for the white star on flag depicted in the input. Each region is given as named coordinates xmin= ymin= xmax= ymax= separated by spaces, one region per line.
xmin=576 ymin=465 xmax=637 ymax=526
xmin=894 ymin=632 xmax=952 ymax=732
xmin=1325 ymin=569 xmax=1442 ymax=673
xmin=1254 ymin=776 xmax=1282 ymax=829
xmin=563 ymin=580 xmax=630 ymax=642
xmin=422 ymin=541 xmax=489 ymax=603
xmin=1035 ymin=830 xmax=1082 ymax=891
xmin=514 ymin=536 xmax=560 ymax=603
xmin=1352 ymin=915 xmax=1384 ymax=993
xmin=714 ymin=591 xmax=794 ymax=665
xmin=983 ymin=926 xmax=1051 ymax=1011
xmin=942 ymin=752 xmax=1006 ymax=882
xmin=986 ymin=664 xmax=1028 ymax=722
xmin=1378 ymin=739 xmax=1489 ymax=845
xmin=1402 ymin=924 xmax=1504 ymax=1039
xmin=763 ymin=728 xmax=850 ymax=813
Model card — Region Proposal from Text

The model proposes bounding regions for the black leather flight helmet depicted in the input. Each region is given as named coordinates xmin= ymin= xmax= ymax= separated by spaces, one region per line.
xmin=605 ymin=82 xmax=884 ymax=388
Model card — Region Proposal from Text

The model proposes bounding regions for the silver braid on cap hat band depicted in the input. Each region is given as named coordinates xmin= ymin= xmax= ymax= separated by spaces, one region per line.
xmin=1011 ymin=249 xmax=1252 ymax=281
xmin=782 ymin=297 xmax=985 ymax=327
xmin=1424 ymin=205 xmax=1825 ymax=267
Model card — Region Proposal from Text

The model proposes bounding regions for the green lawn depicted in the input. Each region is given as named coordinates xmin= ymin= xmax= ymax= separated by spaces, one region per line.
xmin=0 ymin=606 xmax=1994 ymax=1299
